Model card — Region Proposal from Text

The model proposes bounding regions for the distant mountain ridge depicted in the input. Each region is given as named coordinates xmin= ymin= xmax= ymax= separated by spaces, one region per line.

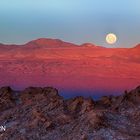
xmin=0 ymin=38 xmax=79 ymax=49
xmin=0 ymin=38 xmax=140 ymax=49
xmin=25 ymin=38 xmax=79 ymax=48
xmin=0 ymin=38 xmax=139 ymax=96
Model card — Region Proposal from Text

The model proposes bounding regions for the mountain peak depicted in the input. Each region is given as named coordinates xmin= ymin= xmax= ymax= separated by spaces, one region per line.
xmin=132 ymin=44 xmax=140 ymax=49
xmin=25 ymin=38 xmax=79 ymax=48
xmin=80 ymin=43 xmax=105 ymax=48
xmin=29 ymin=38 xmax=63 ymax=45
xmin=136 ymin=43 xmax=140 ymax=46
xmin=80 ymin=43 xmax=96 ymax=47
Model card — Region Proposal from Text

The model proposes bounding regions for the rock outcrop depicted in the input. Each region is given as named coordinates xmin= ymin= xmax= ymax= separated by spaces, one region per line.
xmin=0 ymin=86 xmax=140 ymax=140
xmin=0 ymin=87 xmax=15 ymax=111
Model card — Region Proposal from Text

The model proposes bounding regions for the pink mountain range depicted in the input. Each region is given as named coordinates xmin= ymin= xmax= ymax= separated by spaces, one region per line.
xmin=0 ymin=38 xmax=140 ymax=97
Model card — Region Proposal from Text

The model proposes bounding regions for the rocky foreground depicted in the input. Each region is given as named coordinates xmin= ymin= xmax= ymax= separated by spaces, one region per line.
xmin=0 ymin=86 xmax=140 ymax=140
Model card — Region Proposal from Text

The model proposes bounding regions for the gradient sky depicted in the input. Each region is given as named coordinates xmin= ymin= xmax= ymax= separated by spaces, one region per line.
xmin=0 ymin=0 xmax=140 ymax=47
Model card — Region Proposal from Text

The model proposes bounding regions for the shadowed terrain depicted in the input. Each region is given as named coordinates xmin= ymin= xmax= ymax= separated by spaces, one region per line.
xmin=0 ymin=86 xmax=140 ymax=139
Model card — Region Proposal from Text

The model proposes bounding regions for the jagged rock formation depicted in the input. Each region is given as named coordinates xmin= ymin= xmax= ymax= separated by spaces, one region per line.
xmin=0 ymin=86 xmax=140 ymax=140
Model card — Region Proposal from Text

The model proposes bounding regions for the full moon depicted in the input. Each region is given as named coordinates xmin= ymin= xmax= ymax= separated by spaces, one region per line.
xmin=106 ymin=33 xmax=117 ymax=44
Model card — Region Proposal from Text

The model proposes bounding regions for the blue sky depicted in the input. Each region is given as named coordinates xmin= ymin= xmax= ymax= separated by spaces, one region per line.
xmin=0 ymin=0 xmax=140 ymax=47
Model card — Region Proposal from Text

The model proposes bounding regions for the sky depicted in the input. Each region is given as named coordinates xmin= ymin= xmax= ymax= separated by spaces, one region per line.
xmin=0 ymin=0 xmax=140 ymax=48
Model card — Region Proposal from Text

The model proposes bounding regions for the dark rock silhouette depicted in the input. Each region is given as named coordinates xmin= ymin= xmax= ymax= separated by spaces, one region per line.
xmin=0 ymin=87 xmax=15 ymax=111
xmin=0 ymin=86 xmax=140 ymax=139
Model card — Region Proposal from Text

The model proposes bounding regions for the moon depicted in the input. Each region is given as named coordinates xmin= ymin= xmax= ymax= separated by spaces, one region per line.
xmin=106 ymin=33 xmax=117 ymax=44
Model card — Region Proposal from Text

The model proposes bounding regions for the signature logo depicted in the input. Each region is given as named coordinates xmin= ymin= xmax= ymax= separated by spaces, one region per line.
xmin=0 ymin=126 xmax=6 ymax=132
